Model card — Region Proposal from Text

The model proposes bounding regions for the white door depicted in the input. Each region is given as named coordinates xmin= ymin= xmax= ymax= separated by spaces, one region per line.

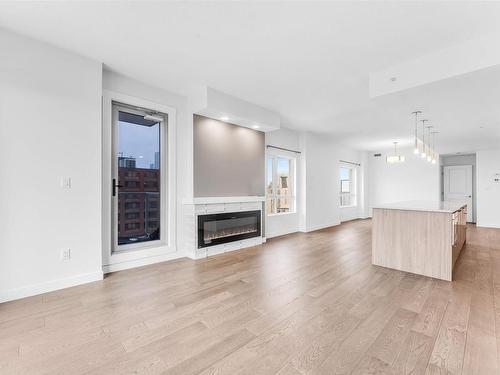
xmin=444 ymin=165 xmax=473 ymax=222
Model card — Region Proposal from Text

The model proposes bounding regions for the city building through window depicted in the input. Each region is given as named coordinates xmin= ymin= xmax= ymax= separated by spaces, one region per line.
xmin=266 ymin=155 xmax=295 ymax=215
xmin=112 ymin=103 xmax=166 ymax=251
xmin=340 ymin=164 xmax=357 ymax=207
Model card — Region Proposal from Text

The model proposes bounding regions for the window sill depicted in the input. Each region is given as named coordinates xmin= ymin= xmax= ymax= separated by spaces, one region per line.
xmin=267 ymin=211 xmax=297 ymax=217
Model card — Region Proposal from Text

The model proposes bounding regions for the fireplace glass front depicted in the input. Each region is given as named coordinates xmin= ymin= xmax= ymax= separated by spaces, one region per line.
xmin=197 ymin=210 xmax=261 ymax=248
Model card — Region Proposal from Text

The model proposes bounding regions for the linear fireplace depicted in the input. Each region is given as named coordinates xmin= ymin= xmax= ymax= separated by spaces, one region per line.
xmin=197 ymin=210 xmax=261 ymax=249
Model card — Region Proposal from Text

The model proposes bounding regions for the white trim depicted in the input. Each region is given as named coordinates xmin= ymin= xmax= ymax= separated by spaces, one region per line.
xmin=476 ymin=222 xmax=500 ymax=229
xmin=102 ymin=252 xmax=184 ymax=273
xmin=303 ymin=221 xmax=340 ymax=233
xmin=183 ymin=196 xmax=265 ymax=205
xmin=102 ymin=90 xmax=177 ymax=270
xmin=0 ymin=271 xmax=103 ymax=303
xmin=267 ymin=211 xmax=296 ymax=217
xmin=266 ymin=228 xmax=298 ymax=238
xmin=111 ymin=103 xmax=168 ymax=253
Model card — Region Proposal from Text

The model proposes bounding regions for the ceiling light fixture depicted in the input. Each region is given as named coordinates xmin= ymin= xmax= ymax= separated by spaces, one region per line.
xmin=411 ymin=110 xmax=422 ymax=154
xmin=408 ymin=112 xmax=438 ymax=165
xmin=386 ymin=142 xmax=405 ymax=164
xmin=252 ymin=125 xmax=260 ymax=129
xmin=220 ymin=116 xmax=229 ymax=121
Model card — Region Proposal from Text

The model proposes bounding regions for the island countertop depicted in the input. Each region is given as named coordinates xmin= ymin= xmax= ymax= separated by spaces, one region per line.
xmin=372 ymin=200 xmax=467 ymax=213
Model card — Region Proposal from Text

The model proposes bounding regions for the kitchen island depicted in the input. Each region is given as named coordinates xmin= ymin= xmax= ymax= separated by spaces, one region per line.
xmin=372 ymin=201 xmax=467 ymax=281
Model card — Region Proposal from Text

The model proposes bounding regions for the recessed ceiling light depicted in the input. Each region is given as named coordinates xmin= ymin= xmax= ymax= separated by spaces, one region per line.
xmin=220 ymin=116 xmax=229 ymax=121
xmin=252 ymin=125 xmax=260 ymax=129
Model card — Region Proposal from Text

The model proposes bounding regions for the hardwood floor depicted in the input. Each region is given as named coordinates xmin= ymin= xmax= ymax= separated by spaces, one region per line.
xmin=1 ymin=220 xmax=500 ymax=375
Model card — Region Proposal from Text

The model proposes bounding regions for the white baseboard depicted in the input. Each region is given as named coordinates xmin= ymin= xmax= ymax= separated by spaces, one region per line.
xmin=266 ymin=228 xmax=298 ymax=239
xmin=103 ymin=251 xmax=184 ymax=273
xmin=476 ymin=222 xmax=500 ymax=229
xmin=303 ymin=221 xmax=341 ymax=233
xmin=0 ymin=271 xmax=104 ymax=304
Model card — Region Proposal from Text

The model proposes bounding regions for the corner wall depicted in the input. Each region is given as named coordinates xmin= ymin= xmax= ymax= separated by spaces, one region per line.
xmin=301 ymin=133 xmax=368 ymax=232
xmin=0 ymin=30 xmax=103 ymax=302
xmin=476 ymin=149 xmax=500 ymax=228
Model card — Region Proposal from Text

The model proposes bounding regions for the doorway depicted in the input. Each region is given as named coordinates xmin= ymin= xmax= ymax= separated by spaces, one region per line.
xmin=441 ymin=154 xmax=476 ymax=223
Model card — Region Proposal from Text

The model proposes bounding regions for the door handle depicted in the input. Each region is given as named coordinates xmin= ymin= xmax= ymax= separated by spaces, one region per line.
xmin=112 ymin=178 xmax=124 ymax=197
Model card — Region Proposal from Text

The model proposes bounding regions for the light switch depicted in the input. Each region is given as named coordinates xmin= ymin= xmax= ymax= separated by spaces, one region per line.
xmin=61 ymin=177 xmax=72 ymax=189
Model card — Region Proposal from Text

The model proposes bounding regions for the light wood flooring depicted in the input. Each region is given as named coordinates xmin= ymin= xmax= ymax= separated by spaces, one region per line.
xmin=1 ymin=220 xmax=500 ymax=375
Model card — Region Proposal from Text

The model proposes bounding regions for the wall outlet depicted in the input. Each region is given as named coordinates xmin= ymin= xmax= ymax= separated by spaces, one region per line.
xmin=61 ymin=248 xmax=71 ymax=261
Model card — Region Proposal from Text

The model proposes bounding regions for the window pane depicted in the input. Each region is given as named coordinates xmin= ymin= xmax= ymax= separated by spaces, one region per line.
xmin=276 ymin=196 xmax=290 ymax=213
xmin=339 ymin=164 xmax=357 ymax=207
xmin=116 ymin=109 xmax=162 ymax=246
xmin=340 ymin=194 xmax=352 ymax=207
xmin=266 ymin=155 xmax=295 ymax=215
xmin=266 ymin=197 xmax=275 ymax=215
xmin=341 ymin=180 xmax=350 ymax=193
xmin=340 ymin=166 xmax=350 ymax=180
xmin=276 ymin=157 xmax=290 ymax=196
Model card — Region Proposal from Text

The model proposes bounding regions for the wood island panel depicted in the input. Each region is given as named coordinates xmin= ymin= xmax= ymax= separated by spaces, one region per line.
xmin=372 ymin=208 xmax=459 ymax=281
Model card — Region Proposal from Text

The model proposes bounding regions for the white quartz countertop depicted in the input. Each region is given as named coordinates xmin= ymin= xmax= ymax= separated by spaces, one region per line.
xmin=372 ymin=200 xmax=467 ymax=213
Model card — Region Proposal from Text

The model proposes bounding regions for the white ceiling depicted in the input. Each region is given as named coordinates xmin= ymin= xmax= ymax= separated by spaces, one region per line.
xmin=1 ymin=1 xmax=500 ymax=153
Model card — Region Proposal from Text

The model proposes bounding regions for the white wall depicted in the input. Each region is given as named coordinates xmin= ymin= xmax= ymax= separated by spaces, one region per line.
xmin=265 ymin=127 xmax=301 ymax=238
xmin=368 ymin=146 xmax=440 ymax=215
xmin=0 ymin=30 xmax=103 ymax=302
xmin=301 ymin=133 xmax=368 ymax=232
xmin=476 ymin=149 xmax=500 ymax=228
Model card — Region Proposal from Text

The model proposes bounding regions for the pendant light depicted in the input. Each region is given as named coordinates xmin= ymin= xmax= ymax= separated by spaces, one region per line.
xmin=426 ymin=125 xmax=433 ymax=161
xmin=420 ymin=119 xmax=428 ymax=158
xmin=411 ymin=111 xmax=422 ymax=154
xmin=431 ymin=131 xmax=438 ymax=164
xmin=386 ymin=141 xmax=405 ymax=164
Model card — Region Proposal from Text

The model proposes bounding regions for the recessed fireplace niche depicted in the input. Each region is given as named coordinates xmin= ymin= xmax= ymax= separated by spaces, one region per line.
xmin=197 ymin=210 xmax=261 ymax=249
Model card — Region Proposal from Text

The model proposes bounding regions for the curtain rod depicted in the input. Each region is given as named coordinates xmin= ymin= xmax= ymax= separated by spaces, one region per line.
xmin=266 ymin=145 xmax=301 ymax=154
xmin=340 ymin=159 xmax=361 ymax=166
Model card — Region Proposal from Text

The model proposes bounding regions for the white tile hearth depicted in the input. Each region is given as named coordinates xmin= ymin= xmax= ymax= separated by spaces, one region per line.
xmin=182 ymin=197 xmax=265 ymax=259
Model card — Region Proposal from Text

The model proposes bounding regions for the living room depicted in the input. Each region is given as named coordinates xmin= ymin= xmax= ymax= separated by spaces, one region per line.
xmin=1 ymin=2 xmax=500 ymax=374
